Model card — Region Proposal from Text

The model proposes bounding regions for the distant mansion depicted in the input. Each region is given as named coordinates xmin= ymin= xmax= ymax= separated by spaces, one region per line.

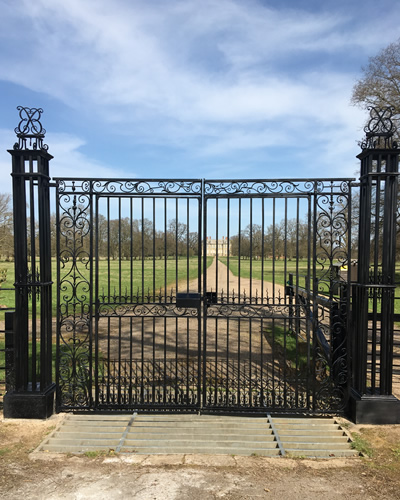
xmin=205 ymin=236 xmax=230 ymax=257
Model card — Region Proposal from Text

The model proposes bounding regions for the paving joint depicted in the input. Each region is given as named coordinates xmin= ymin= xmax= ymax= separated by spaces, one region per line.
xmin=267 ymin=414 xmax=286 ymax=457
xmin=115 ymin=412 xmax=137 ymax=453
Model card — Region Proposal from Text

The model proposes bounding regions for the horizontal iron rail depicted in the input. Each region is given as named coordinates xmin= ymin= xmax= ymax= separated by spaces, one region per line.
xmin=54 ymin=177 xmax=355 ymax=182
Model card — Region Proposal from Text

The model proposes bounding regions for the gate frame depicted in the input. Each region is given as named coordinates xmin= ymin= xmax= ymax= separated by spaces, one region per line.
xmin=4 ymin=107 xmax=55 ymax=418
xmin=349 ymin=107 xmax=400 ymax=424
xmin=4 ymin=105 xmax=400 ymax=422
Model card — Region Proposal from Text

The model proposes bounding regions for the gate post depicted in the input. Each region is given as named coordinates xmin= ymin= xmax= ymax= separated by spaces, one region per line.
xmin=349 ymin=107 xmax=400 ymax=423
xmin=4 ymin=107 xmax=55 ymax=418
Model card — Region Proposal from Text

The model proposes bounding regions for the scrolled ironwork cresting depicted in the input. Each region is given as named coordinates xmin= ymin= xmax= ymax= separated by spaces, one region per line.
xmin=360 ymin=106 xmax=398 ymax=150
xmin=13 ymin=106 xmax=49 ymax=151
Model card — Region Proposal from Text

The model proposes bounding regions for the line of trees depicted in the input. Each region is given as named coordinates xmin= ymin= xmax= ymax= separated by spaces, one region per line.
xmin=56 ymin=214 xmax=199 ymax=260
xmin=95 ymin=216 xmax=199 ymax=259
xmin=0 ymin=194 xmax=13 ymax=260
xmin=2 ymin=197 xmax=399 ymax=262
xmin=229 ymin=220 xmax=311 ymax=260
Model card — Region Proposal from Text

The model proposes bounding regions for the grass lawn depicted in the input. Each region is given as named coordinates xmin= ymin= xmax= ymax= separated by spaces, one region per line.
xmin=0 ymin=256 xmax=213 ymax=316
xmin=219 ymin=256 xmax=311 ymax=288
xmin=221 ymin=257 xmax=400 ymax=315
xmin=264 ymin=325 xmax=308 ymax=374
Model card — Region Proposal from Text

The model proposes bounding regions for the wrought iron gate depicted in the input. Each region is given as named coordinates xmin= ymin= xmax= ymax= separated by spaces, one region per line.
xmin=56 ymin=177 xmax=351 ymax=414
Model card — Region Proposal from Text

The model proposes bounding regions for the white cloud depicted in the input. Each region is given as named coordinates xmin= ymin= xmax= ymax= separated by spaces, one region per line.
xmin=0 ymin=129 xmax=129 ymax=195
xmin=0 ymin=0 xmax=397 ymax=178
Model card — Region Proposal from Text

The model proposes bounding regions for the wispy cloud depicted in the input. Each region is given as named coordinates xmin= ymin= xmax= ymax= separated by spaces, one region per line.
xmin=0 ymin=0 xmax=397 ymax=178
xmin=0 ymin=130 xmax=129 ymax=194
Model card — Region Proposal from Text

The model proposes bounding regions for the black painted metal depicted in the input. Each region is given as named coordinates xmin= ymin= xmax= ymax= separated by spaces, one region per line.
xmin=56 ymin=180 xmax=203 ymax=411
xmin=4 ymin=108 xmax=55 ymax=418
xmin=55 ymin=176 xmax=353 ymax=414
xmin=202 ymin=180 xmax=351 ymax=413
xmin=351 ymin=107 xmax=399 ymax=412
xmin=5 ymin=105 xmax=400 ymax=420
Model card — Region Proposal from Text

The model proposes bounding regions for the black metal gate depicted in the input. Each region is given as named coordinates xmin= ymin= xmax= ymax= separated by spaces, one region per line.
xmin=7 ymin=105 xmax=400 ymax=423
xmin=202 ymin=180 xmax=350 ymax=413
xmin=56 ymin=177 xmax=351 ymax=414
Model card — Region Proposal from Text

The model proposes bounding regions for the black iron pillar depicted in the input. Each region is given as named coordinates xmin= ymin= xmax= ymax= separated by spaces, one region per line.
xmin=4 ymin=107 xmax=55 ymax=418
xmin=350 ymin=107 xmax=400 ymax=423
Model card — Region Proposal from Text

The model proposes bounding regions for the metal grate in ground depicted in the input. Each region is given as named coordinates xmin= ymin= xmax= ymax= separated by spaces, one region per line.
xmin=37 ymin=414 xmax=357 ymax=458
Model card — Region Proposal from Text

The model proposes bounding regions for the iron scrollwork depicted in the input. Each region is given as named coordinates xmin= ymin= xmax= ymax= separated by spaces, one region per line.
xmin=98 ymin=302 xmax=199 ymax=317
xmin=315 ymin=181 xmax=351 ymax=294
xmin=204 ymin=180 xmax=316 ymax=196
xmin=360 ymin=106 xmax=398 ymax=150
xmin=58 ymin=191 xmax=92 ymax=408
xmin=13 ymin=106 xmax=49 ymax=151
xmin=57 ymin=179 xmax=202 ymax=196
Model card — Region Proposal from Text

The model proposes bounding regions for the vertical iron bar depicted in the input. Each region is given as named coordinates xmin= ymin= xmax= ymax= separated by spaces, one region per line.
xmin=141 ymin=316 xmax=144 ymax=404
xmin=29 ymin=156 xmax=37 ymax=391
xmin=12 ymin=154 xmax=29 ymax=391
xmin=249 ymin=198 xmax=253 ymax=302
xmin=37 ymin=155 xmax=52 ymax=391
xmin=226 ymin=198 xmax=230 ymax=406
xmin=238 ymin=198 xmax=241 ymax=303
xmin=306 ymin=195 xmax=312 ymax=409
xmin=312 ymin=182 xmax=318 ymax=410
xmin=261 ymin=198 xmax=265 ymax=302
xmin=371 ymin=171 xmax=381 ymax=393
xmin=249 ymin=198 xmax=253 ymax=405
xmin=216 ymin=198 xmax=219 ymax=297
xmin=202 ymin=181 xmax=207 ymax=409
xmin=55 ymin=181 xmax=61 ymax=408
xmin=186 ymin=199 xmax=189 ymax=292
xmin=227 ymin=198 xmax=230 ymax=300
xmin=295 ymin=197 xmax=300 ymax=408
xmin=152 ymin=317 xmax=155 ymax=404
xmin=175 ymin=197 xmax=178 ymax=294
xmin=164 ymin=198 xmax=167 ymax=303
xmin=94 ymin=194 xmax=100 ymax=408
xmin=272 ymin=198 xmax=276 ymax=302
xmin=141 ymin=197 xmax=145 ymax=301
xmin=175 ymin=197 xmax=179 ymax=404
xmin=153 ymin=197 xmax=156 ymax=301
xmin=130 ymin=198 xmax=133 ymax=300
xmin=118 ymin=317 xmax=122 ymax=404
xmin=107 ymin=198 xmax=111 ymax=299
xmin=381 ymin=159 xmax=398 ymax=394
xmin=119 ymin=198 xmax=122 ymax=299
xmin=88 ymin=182 xmax=93 ymax=407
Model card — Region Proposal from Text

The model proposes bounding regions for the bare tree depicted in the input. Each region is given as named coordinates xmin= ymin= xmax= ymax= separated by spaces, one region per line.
xmin=0 ymin=193 xmax=13 ymax=259
xmin=351 ymin=39 xmax=400 ymax=131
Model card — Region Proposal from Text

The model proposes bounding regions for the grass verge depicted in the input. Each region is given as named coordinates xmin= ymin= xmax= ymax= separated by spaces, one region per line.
xmin=264 ymin=325 xmax=308 ymax=374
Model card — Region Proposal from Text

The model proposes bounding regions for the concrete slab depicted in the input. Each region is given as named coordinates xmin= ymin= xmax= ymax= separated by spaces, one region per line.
xmin=35 ymin=413 xmax=356 ymax=459
xmin=183 ymin=454 xmax=237 ymax=467
xmin=141 ymin=454 xmax=185 ymax=466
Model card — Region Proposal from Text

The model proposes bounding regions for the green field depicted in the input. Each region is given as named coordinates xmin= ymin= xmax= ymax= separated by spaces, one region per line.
xmin=218 ymin=256 xmax=311 ymax=288
xmin=264 ymin=325 xmax=308 ymax=374
xmin=0 ymin=257 xmax=213 ymax=316
xmin=219 ymin=256 xmax=400 ymax=314
xmin=1 ymin=256 xmax=400 ymax=315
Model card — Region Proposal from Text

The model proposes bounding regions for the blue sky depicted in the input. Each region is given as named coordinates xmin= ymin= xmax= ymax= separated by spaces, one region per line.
xmin=0 ymin=0 xmax=399 ymax=193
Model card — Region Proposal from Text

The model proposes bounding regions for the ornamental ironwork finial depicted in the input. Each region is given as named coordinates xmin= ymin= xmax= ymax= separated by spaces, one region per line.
xmin=360 ymin=106 xmax=398 ymax=150
xmin=13 ymin=106 xmax=48 ymax=151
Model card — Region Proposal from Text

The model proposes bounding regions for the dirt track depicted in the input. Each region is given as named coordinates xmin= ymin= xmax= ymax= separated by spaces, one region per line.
xmin=97 ymin=257 xmax=286 ymax=360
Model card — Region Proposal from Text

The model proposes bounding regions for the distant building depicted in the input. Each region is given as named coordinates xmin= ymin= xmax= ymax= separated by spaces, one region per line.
xmin=205 ymin=236 xmax=230 ymax=257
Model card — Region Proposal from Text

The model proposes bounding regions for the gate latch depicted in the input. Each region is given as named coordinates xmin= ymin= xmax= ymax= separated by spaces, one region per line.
xmin=176 ymin=293 xmax=201 ymax=308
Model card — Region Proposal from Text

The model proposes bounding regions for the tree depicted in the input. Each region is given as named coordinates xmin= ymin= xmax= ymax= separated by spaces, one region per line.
xmin=0 ymin=193 xmax=13 ymax=259
xmin=351 ymin=39 xmax=400 ymax=131
xmin=352 ymin=40 xmax=400 ymax=259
